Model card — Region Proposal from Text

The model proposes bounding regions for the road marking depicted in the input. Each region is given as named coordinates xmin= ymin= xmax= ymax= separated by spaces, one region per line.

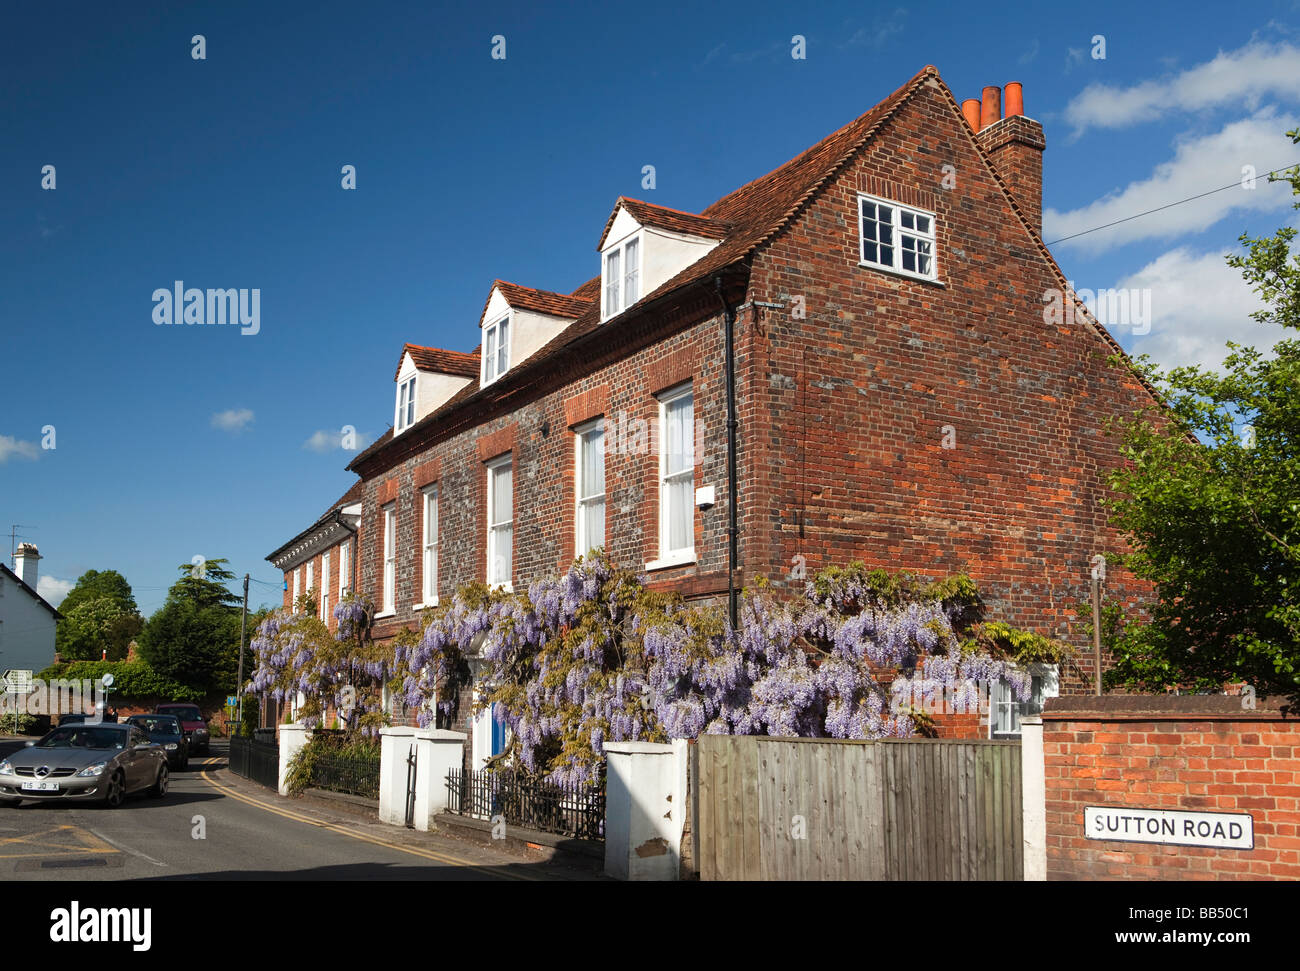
xmin=86 ymin=828 xmax=167 ymax=868
xmin=0 ymin=824 xmax=119 ymax=860
xmin=199 ymin=763 xmax=532 ymax=879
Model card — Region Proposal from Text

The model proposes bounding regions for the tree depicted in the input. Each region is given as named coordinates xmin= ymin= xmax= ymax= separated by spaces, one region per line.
xmin=1105 ymin=131 xmax=1300 ymax=699
xmin=136 ymin=558 xmax=242 ymax=693
xmin=55 ymin=569 xmax=142 ymax=661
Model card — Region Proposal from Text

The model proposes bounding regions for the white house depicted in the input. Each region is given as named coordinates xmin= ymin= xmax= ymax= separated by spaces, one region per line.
xmin=0 ymin=544 xmax=61 ymax=687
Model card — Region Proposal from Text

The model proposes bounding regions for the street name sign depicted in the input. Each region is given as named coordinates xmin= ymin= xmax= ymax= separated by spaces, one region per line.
xmin=1084 ymin=806 xmax=1253 ymax=850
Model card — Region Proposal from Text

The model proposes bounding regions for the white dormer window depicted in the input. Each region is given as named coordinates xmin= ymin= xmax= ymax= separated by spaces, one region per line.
xmin=603 ymin=236 xmax=640 ymax=319
xmin=483 ymin=314 xmax=511 ymax=386
xmin=396 ymin=375 xmax=417 ymax=431
xmin=858 ymin=193 xmax=937 ymax=281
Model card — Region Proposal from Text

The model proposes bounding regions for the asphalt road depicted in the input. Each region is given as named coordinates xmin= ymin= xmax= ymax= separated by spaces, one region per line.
xmin=0 ymin=739 xmax=591 ymax=881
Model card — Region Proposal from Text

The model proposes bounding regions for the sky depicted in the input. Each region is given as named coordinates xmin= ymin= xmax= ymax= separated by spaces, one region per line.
xmin=2 ymin=0 xmax=1298 ymax=615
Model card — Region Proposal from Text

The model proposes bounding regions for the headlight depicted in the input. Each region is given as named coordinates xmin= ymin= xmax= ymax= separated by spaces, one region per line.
xmin=165 ymin=743 xmax=178 ymax=750
xmin=195 ymin=728 xmax=209 ymax=735
xmin=0 ymin=761 xmax=12 ymax=776
xmin=77 ymin=762 xmax=108 ymax=777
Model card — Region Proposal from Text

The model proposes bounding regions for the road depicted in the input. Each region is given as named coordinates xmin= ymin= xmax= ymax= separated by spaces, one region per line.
xmin=0 ymin=739 xmax=595 ymax=881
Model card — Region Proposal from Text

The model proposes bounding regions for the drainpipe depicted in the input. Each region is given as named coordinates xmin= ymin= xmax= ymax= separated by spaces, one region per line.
xmin=714 ymin=276 xmax=739 ymax=629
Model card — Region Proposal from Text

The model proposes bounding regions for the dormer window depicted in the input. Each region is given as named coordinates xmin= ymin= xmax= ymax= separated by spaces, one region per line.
xmin=603 ymin=236 xmax=640 ymax=319
xmin=396 ymin=375 xmax=416 ymax=431
xmin=483 ymin=314 xmax=511 ymax=386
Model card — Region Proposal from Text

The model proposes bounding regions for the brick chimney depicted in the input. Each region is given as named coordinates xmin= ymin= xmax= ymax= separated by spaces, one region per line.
xmin=964 ymin=81 xmax=1046 ymax=236
xmin=13 ymin=542 xmax=40 ymax=589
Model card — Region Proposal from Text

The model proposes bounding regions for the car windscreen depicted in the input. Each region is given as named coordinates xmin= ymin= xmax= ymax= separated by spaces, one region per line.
xmin=130 ymin=717 xmax=182 ymax=736
xmin=36 ymin=727 xmax=127 ymax=750
xmin=160 ymin=707 xmax=201 ymax=720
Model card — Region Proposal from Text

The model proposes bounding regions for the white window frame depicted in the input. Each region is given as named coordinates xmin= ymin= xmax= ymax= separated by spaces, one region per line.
xmin=991 ymin=663 xmax=1059 ymax=738
xmin=647 ymin=382 xmax=695 ymax=569
xmin=306 ymin=561 xmax=314 ymax=601
xmin=339 ymin=540 xmax=350 ymax=597
xmin=396 ymin=375 xmax=417 ymax=432
xmin=482 ymin=314 xmax=511 ymax=386
xmin=486 ymin=454 xmax=513 ymax=591
xmin=321 ymin=551 xmax=331 ymax=623
xmin=857 ymin=192 xmax=939 ymax=283
xmin=574 ymin=418 xmax=606 ymax=558
xmin=420 ymin=484 xmax=439 ymax=607
xmin=292 ymin=569 xmax=300 ymax=613
xmin=380 ymin=503 xmax=396 ymax=616
xmin=602 ymin=233 xmax=641 ymax=320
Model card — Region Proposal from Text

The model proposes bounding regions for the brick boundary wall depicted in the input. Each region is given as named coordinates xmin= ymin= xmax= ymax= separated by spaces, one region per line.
xmin=1041 ymin=696 xmax=1300 ymax=880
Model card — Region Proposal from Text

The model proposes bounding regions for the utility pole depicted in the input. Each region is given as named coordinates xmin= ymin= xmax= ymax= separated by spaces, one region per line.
xmin=236 ymin=573 xmax=250 ymax=732
xmin=1090 ymin=554 xmax=1107 ymax=696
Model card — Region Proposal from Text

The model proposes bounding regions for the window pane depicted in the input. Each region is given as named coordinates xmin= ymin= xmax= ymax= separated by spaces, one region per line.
xmin=880 ymin=245 xmax=893 ymax=266
xmin=862 ymin=242 xmax=877 ymax=264
xmin=901 ymin=211 xmax=914 ymax=230
xmin=664 ymin=394 xmax=693 ymax=475
xmin=407 ymin=380 xmax=415 ymax=425
xmin=880 ymin=223 xmax=893 ymax=246
xmin=492 ymin=464 xmax=512 ymax=522
xmin=916 ymin=215 xmax=930 ymax=234
xmin=582 ymin=498 xmax=605 ymax=552
xmin=666 ymin=475 xmax=692 ymax=551
xmin=485 ymin=328 xmax=497 ymax=380
xmin=903 ymin=250 xmax=916 ymax=272
xmin=581 ymin=428 xmax=604 ymax=497
xmin=605 ymin=250 xmax=620 ymax=315
xmin=624 ymin=239 xmax=639 ymax=305
xmin=497 ymin=318 xmax=509 ymax=372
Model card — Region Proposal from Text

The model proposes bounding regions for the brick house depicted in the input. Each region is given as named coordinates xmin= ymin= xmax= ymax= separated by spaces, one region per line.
xmin=265 ymin=65 xmax=1161 ymax=752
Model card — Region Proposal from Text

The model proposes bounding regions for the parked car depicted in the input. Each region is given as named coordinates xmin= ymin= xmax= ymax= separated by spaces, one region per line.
xmin=0 ymin=722 xmax=168 ymax=808
xmin=124 ymin=714 xmax=189 ymax=770
xmin=155 ymin=703 xmax=209 ymax=755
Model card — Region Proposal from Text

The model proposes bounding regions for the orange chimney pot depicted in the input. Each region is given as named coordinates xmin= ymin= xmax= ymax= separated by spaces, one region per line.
xmin=980 ymin=85 xmax=1002 ymax=129
xmin=1005 ymin=82 xmax=1024 ymax=118
xmin=961 ymin=99 xmax=982 ymax=132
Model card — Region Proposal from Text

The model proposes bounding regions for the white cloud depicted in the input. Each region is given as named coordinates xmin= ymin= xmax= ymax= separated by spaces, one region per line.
xmin=211 ymin=408 xmax=254 ymax=433
xmin=1115 ymin=246 xmax=1279 ymax=372
xmin=1043 ymin=111 xmax=1298 ymax=252
xmin=303 ymin=429 xmax=342 ymax=452
xmin=38 ymin=575 xmax=74 ymax=606
xmin=1018 ymin=39 xmax=1040 ymax=66
xmin=0 ymin=435 xmax=39 ymax=463
xmin=1065 ymin=41 xmax=1300 ymax=135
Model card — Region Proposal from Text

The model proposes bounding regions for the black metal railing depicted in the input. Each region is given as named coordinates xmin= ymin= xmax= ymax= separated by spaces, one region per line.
xmin=308 ymin=747 xmax=381 ymax=800
xmin=229 ymin=735 xmax=279 ymax=790
xmin=446 ymin=768 xmax=605 ymax=840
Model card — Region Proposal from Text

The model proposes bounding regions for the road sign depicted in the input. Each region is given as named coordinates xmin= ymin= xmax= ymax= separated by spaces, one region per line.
xmin=226 ymin=695 xmax=237 ymax=708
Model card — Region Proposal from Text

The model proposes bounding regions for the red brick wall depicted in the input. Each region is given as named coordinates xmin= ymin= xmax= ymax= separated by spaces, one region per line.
xmin=1044 ymin=703 xmax=1300 ymax=880
xmin=740 ymin=77 xmax=1158 ymax=694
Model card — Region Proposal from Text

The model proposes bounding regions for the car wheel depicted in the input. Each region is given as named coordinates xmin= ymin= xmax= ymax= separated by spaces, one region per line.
xmin=103 ymin=770 xmax=126 ymax=809
xmin=150 ymin=764 xmax=168 ymax=799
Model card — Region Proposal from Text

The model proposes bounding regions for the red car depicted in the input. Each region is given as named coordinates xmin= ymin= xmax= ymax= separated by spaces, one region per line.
xmin=155 ymin=703 xmax=210 ymax=755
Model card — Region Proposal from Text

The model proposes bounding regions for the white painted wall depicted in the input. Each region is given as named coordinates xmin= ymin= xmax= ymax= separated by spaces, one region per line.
xmin=1021 ymin=716 xmax=1046 ymax=881
xmin=394 ymin=353 xmax=473 ymax=437
xmin=277 ymin=723 xmax=313 ymax=797
xmin=600 ymin=206 xmax=720 ymax=320
xmin=378 ymin=726 xmax=467 ymax=830
xmin=604 ymin=740 xmax=688 ymax=880
xmin=0 ymin=569 xmax=56 ymax=678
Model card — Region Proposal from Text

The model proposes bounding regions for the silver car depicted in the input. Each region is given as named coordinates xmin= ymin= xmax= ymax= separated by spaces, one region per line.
xmin=0 ymin=722 xmax=169 ymax=808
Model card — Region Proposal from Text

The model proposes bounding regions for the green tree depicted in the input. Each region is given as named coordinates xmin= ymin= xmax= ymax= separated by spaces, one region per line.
xmin=1105 ymin=132 xmax=1300 ymax=699
xmin=55 ymin=569 xmax=142 ymax=660
xmin=136 ymin=558 xmax=242 ymax=693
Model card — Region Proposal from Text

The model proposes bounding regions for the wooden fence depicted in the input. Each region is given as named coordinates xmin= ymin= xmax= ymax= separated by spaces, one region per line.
xmin=694 ymin=735 xmax=1022 ymax=880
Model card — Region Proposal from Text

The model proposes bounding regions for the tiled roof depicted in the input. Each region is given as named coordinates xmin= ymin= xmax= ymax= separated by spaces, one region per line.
xmin=479 ymin=280 xmax=594 ymax=328
xmin=395 ymin=344 xmax=479 ymax=381
xmin=596 ymin=198 xmax=731 ymax=250
xmin=349 ymin=63 xmax=1162 ymax=472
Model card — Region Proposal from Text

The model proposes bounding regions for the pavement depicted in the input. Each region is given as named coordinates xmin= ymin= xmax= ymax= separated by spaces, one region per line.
xmin=0 ymin=738 xmax=603 ymax=881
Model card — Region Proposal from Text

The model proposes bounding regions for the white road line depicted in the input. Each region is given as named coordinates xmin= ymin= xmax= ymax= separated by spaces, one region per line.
xmin=86 ymin=828 xmax=167 ymax=868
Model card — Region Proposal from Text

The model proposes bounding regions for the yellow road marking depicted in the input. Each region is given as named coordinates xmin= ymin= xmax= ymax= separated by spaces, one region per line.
xmin=199 ymin=759 xmax=531 ymax=880
xmin=0 ymin=824 xmax=119 ymax=860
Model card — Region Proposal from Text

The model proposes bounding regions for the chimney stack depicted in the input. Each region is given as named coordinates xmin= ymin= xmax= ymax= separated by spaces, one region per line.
xmin=972 ymin=80 xmax=1046 ymax=237
xmin=14 ymin=543 xmax=41 ymax=589
xmin=961 ymin=99 xmax=982 ymax=132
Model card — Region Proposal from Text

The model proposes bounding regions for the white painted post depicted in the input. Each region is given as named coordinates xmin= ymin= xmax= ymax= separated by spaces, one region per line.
xmin=412 ymin=728 xmax=467 ymax=831
xmin=604 ymin=741 xmax=681 ymax=880
xmin=1021 ymin=715 xmax=1046 ymax=881
xmin=378 ymin=726 xmax=418 ymax=825
xmin=277 ymin=723 xmax=312 ymax=797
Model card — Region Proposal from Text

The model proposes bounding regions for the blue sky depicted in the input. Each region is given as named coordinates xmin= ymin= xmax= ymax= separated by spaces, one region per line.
xmin=2 ymin=0 xmax=1298 ymax=615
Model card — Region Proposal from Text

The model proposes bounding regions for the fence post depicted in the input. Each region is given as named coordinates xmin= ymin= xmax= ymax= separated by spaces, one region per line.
xmin=379 ymin=726 xmax=418 ymax=825
xmin=411 ymin=728 xmax=466 ymax=831
xmin=1021 ymin=716 xmax=1046 ymax=881
xmin=277 ymin=723 xmax=313 ymax=797
xmin=604 ymin=741 xmax=681 ymax=881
